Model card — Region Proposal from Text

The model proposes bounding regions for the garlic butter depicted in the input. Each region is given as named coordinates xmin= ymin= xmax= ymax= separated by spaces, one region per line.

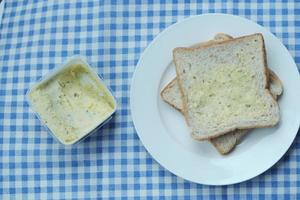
xmin=28 ymin=57 xmax=116 ymax=144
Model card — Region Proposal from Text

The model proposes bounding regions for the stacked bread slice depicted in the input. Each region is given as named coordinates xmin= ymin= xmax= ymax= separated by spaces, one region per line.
xmin=161 ymin=33 xmax=282 ymax=154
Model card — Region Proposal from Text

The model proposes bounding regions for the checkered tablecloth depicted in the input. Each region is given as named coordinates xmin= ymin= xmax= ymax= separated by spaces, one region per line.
xmin=0 ymin=0 xmax=299 ymax=199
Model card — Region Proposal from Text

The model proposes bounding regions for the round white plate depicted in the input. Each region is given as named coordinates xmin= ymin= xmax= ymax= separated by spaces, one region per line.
xmin=130 ymin=13 xmax=300 ymax=185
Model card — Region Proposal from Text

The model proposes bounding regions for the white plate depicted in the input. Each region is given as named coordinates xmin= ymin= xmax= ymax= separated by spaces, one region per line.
xmin=130 ymin=13 xmax=300 ymax=185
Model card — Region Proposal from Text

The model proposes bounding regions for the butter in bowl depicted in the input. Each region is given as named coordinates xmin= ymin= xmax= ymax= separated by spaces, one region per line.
xmin=27 ymin=56 xmax=117 ymax=145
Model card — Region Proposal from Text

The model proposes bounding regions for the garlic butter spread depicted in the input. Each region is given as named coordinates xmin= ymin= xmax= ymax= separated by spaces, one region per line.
xmin=187 ymin=63 xmax=268 ymax=124
xmin=29 ymin=64 xmax=115 ymax=144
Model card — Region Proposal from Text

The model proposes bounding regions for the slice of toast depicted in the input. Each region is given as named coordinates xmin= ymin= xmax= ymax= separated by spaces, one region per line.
xmin=161 ymin=34 xmax=283 ymax=154
xmin=161 ymin=69 xmax=283 ymax=154
xmin=173 ymin=33 xmax=280 ymax=140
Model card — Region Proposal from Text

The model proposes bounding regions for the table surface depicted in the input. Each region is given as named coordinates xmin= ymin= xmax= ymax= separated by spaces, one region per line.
xmin=0 ymin=0 xmax=299 ymax=199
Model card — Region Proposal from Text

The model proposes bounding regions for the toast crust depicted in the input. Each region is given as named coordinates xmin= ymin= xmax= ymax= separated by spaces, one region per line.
xmin=160 ymin=78 xmax=183 ymax=112
xmin=211 ymin=139 xmax=238 ymax=154
xmin=269 ymin=69 xmax=283 ymax=100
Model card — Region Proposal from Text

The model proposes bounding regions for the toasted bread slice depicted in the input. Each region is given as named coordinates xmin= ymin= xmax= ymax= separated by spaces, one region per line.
xmin=173 ymin=33 xmax=280 ymax=140
xmin=161 ymin=34 xmax=283 ymax=154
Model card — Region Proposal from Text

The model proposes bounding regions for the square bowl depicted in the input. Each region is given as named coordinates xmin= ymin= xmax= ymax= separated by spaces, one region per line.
xmin=27 ymin=55 xmax=117 ymax=145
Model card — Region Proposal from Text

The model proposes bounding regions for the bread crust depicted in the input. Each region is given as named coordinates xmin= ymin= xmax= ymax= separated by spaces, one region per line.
xmin=269 ymin=69 xmax=283 ymax=100
xmin=160 ymin=78 xmax=183 ymax=112
xmin=210 ymin=134 xmax=239 ymax=154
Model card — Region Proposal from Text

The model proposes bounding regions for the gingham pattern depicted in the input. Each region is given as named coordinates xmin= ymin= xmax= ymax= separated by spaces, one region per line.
xmin=0 ymin=0 xmax=299 ymax=199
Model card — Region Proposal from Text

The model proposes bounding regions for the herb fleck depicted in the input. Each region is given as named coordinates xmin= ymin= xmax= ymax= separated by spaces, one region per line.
xmin=58 ymin=82 xmax=65 ymax=88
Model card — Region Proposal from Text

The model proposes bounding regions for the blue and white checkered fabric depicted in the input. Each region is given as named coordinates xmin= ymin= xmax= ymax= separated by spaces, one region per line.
xmin=0 ymin=0 xmax=299 ymax=199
